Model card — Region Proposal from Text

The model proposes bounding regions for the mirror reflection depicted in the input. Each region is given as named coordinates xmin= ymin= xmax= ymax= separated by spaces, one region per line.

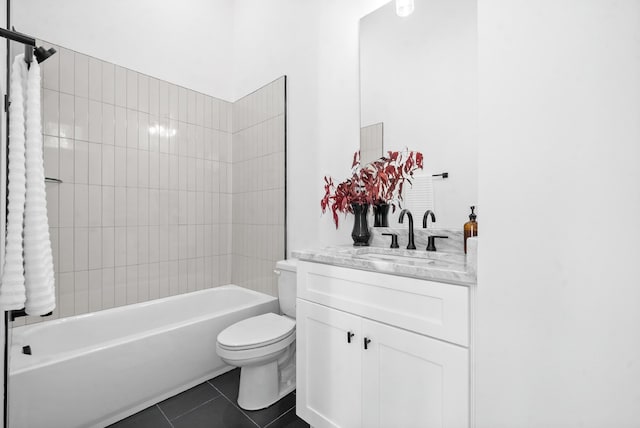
xmin=359 ymin=0 xmax=477 ymax=228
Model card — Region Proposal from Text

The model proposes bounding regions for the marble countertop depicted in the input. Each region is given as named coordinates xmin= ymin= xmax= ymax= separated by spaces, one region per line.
xmin=293 ymin=245 xmax=476 ymax=287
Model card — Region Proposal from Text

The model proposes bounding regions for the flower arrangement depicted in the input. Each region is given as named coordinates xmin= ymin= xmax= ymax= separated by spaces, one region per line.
xmin=321 ymin=149 xmax=424 ymax=228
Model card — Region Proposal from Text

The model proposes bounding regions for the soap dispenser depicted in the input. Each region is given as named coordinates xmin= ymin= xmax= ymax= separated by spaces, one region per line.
xmin=464 ymin=206 xmax=478 ymax=254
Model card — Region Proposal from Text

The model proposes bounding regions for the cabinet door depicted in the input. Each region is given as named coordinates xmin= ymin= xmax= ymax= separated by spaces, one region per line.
xmin=296 ymin=299 xmax=362 ymax=428
xmin=361 ymin=319 xmax=469 ymax=428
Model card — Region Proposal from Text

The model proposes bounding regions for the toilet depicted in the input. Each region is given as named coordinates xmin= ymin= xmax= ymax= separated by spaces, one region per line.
xmin=216 ymin=259 xmax=297 ymax=410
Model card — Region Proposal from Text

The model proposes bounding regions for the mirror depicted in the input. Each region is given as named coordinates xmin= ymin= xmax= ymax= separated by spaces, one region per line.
xmin=359 ymin=0 xmax=477 ymax=228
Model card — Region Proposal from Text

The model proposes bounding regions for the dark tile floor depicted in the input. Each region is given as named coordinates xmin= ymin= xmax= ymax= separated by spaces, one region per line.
xmin=108 ymin=368 xmax=309 ymax=428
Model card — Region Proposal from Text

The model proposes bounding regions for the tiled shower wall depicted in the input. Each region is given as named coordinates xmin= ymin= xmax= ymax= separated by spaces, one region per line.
xmin=232 ymin=78 xmax=286 ymax=296
xmin=19 ymin=42 xmax=234 ymax=324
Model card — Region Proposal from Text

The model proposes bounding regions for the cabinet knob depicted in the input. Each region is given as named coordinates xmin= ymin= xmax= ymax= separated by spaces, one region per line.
xmin=364 ymin=337 xmax=371 ymax=350
xmin=347 ymin=331 xmax=355 ymax=343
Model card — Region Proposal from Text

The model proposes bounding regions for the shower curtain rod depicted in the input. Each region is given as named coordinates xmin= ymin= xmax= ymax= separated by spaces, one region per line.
xmin=0 ymin=27 xmax=56 ymax=67
xmin=0 ymin=27 xmax=35 ymax=46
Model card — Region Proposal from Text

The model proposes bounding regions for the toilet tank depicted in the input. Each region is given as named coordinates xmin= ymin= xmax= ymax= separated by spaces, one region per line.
xmin=275 ymin=259 xmax=297 ymax=318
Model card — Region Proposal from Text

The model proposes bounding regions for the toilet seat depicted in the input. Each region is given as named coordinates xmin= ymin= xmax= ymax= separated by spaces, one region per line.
xmin=217 ymin=313 xmax=296 ymax=351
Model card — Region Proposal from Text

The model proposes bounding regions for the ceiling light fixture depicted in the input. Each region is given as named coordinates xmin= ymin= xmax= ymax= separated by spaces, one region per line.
xmin=395 ymin=0 xmax=414 ymax=17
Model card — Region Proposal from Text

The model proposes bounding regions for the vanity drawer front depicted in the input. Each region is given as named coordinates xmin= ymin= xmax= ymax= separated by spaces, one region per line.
xmin=297 ymin=261 xmax=469 ymax=347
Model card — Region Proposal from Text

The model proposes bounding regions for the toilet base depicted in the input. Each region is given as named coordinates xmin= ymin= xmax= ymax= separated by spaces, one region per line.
xmin=237 ymin=352 xmax=296 ymax=410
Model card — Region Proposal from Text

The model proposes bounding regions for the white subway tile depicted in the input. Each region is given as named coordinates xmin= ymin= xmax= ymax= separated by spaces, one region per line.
xmin=126 ymin=148 xmax=138 ymax=187
xmin=88 ymin=100 xmax=102 ymax=144
xmin=126 ymin=109 xmax=138 ymax=148
xmin=58 ymin=227 xmax=74 ymax=272
xmin=179 ymin=260 xmax=189 ymax=294
xmin=46 ymin=185 xmax=59 ymax=228
xmin=114 ymin=106 xmax=126 ymax=146
xmin=178 ymin=225 xmax=188 ymax=260
xmin=101 ymin=145 xmax=115 ymax=186
xmin=102 ymin=267 xmax=115 ymax=309
xmin=159 ymin=224 xmax=169 ymax=262
xmin=88 ymin=185 xmax=102 ymax=227
xmin=43 ymin=89 xmax=59 ymax=136
xmin=159 ymin=153 xmax=169 ymax=190
xmin=126 ymin=226 xmax=138 ymax=265
xmin=149 ymin=189 xmax=159 ymax=226
xmin=59 ymin=48 xmax=75 ymax=95
xmin=138 ymin=188 xmax=149 ymax=226
xmin=159 ymin=262 xmax=169 ymax=297
xmin=138 ymin=226 xmax=149 ymax=264
xmin=126 ymin=187 xmax=138 ymax=226
xmin=179 ymin=87 xmax=188 ymax=123
xmin=102 ymin=62 xmax=115 ymax=104
xmin=88 ymin=227 xmax=102 ymax=270
xmin=59 ymin=93 xmax=74 ymax=139
xmin=102 ymin=227 xmax=115 ymax=268
xmin=126 ymin=69 xmax=138 ymax=110
xmin=149 ymin=151 xmax=159 ymax=189
xmin=149 ymin=226 xmax=159 ymax=263
xmin=149 ymin=78 xmax=159 ymax=117
xmin=74 ymin=184 xmax=89 ymax=227
xmin=74 ymin=227 xmax=89 ymax=271
xmin=126 ymin=265 xmax=138 ymax=304
xmin=88 ymin=57 xmax=102 ymax=101
xmin=159 ymin=80 xmax=169 ymax=118
xmin=114 ymin=227 xmax=127 ymax=267
xmin=114 ymin=266 xmax=127 ymax=306
xmin=114 ymin=147 xmax=126 ymax=187
xmin=114 ymin=186 xmax=126 ymax=227
xmin=138 ymin=74 xmax=149 ymax=113
xmin=74 ymin=96 xmax=89 ymax=141
xmin=168 ymin=261 xmax=179 ymax=295
xmin=42 ymin=43 xmax=60 ymax=91
xmin=58 ymin=272 xmax=75 ymax=317
xmin=149 ymin=116 xmax=159 ymax=152
xmin=138 ymin=264 xmax=149 ymax=302
xmin=88 ymin=143 xmax=101 ymax=185
xmin=138 ymin=112 xmax=149 ymax=150
xmin=188 ymin=225 xmax=196 ymax=259
xmin=74 ymin=53 xmax=89 ymax=98
xmin=149 ymin=262 xmax=160 ymax=299
xmin=169 ymin=84 xmax=179 ymax=120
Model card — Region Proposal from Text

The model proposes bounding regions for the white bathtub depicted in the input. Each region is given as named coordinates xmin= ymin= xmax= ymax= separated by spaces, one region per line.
xmin=8 ymin=285 xmax=279 ymax=428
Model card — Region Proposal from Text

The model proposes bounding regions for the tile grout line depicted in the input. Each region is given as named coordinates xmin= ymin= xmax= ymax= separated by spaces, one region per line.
xmin=155 ymin=404 xmax=174 ymax=428
xmin=168 ymin=395 xmax=223 ymax=424
xmin=263 ymin=406 xmax=296 ymax=428
xmin=207 ymin=381 xmax=260 ymax=428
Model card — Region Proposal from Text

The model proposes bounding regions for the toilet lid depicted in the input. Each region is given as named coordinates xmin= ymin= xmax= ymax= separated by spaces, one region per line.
xmin=217 ymin=313 xmax=296 ymax=350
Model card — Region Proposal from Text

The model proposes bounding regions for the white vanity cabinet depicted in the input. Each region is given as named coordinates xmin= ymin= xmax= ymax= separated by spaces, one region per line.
xmin=296 ymin=261 xmax=470 ymax=428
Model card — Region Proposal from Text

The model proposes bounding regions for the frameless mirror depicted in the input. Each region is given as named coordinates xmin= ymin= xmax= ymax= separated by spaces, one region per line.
xmin=359 ymin=0 xmax=478 ymax=228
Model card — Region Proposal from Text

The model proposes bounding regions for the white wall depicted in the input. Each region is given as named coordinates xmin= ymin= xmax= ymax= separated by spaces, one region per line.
xmin=232 ymin=0 xmax=389 ymax=252
xmin=13 ymin=0 xmax=235 ymax=100
xmin=476 ymin=1 xmax=640 ymax=426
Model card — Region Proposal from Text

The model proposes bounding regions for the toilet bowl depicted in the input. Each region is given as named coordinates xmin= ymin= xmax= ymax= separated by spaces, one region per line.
xmin=216 ymin=259 xmax=297 ymax=410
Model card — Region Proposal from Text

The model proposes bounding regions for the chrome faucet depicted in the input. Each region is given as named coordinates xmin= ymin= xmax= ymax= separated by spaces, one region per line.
xmin=422 ymin=210 xmax=436 ymax=228
xmin=398 ymin=209 xmax=416 ymax=250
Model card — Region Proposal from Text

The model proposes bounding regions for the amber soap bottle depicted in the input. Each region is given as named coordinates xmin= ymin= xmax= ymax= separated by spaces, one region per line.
xmin=464 ymin=206 xmax=478 ymax=254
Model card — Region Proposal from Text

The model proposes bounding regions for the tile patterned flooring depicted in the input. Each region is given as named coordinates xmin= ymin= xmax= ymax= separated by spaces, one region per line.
xmin=108 ymin=368 xmax=309 ymax=428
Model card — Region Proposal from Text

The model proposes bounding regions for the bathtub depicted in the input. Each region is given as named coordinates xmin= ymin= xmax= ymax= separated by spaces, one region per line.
xmin=8 ymin=285 xmax=279 ymax=428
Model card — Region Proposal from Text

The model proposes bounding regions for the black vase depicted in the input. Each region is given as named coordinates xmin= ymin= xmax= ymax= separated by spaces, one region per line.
xmin=351 ymin=203 xmax=370 ymax=246
xmin=373 ymin=203 xmax=390 ymax=227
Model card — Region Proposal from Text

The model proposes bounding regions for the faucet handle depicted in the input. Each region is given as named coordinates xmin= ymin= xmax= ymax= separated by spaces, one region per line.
xmin=381 ymin=233 xmax=399 ymax=249
xmin=426 ymin=235 xmax=448 ymax=252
